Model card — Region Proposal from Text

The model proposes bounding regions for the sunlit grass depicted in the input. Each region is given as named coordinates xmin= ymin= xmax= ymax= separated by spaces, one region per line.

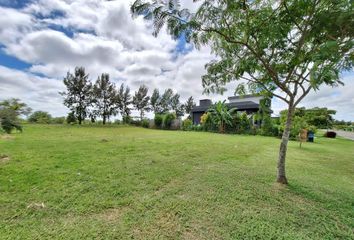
xmin=1 ymin=124 xmax=353 ymax=239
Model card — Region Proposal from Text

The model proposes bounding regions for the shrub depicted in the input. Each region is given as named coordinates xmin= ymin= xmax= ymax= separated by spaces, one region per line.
xmin=0 ymin=108 xmax=22 ymax=134
xmin=51 ymin=117 xmax=65 ymax=124
xmin=163 ymin=113 xmax=176 ymax=129
xmin=182 ymin=119 xmax=192 ymax=131
xmin=66 ymin=112 xmax=77 ymax=124
xmin=28 ymin=111 xmax=52 ymax=124
xmin=324 ymin=131 xmax=337 ymax=138
xmin=142 ymin=119 xmax=149 ymax=128
xmin=239 ymin=112 xmax=251 ymax=134
xmin=154 ymin=114 xmax=163 ymax=128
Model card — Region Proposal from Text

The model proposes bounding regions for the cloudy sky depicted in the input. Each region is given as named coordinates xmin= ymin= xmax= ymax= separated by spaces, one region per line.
xmin=0 ymin=0 xmax=353 ymax=121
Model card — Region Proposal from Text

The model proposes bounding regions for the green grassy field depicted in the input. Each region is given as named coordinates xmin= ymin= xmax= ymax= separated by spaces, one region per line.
xmin=0 ymin=125 xmax=353 ymax=239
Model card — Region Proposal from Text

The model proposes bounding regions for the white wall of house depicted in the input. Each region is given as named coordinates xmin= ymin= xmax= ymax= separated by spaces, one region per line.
xmin=228 ymin=96 xmax=263 ymax=104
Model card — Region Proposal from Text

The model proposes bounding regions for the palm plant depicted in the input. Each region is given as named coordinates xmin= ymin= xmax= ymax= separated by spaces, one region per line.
xmin=208 ymin=101 xmax=236 ymax=133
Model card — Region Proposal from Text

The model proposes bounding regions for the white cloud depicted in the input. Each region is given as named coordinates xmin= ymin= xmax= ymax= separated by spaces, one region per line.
xmin=0 ymin=0 xmax=353 ymax=121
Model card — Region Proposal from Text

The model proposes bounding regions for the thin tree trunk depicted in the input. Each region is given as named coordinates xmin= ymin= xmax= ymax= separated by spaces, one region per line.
xmin=103 ymin=115 xmax=106 ymax=125
xmin=277 ymin=104 xmax=294 ymax=184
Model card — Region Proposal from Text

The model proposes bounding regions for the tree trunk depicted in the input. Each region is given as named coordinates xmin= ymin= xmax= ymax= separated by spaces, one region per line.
xmin=277 ymin=104 xmax=294 ymax=184
xmin=103 ymin=115 xmax=106 ymax=125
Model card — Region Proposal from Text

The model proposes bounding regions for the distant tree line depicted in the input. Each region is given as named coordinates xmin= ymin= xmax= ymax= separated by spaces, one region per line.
xmin=59 ymin=67 xmax=196 ymax=124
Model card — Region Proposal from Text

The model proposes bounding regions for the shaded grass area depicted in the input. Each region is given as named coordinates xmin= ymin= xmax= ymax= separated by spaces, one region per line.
xmin=0 ymin=124 xmax=353 ymax=239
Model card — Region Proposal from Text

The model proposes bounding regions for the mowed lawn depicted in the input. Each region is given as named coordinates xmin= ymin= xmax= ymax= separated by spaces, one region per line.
xmin=0 ymin=125 xmax=353 ymax=239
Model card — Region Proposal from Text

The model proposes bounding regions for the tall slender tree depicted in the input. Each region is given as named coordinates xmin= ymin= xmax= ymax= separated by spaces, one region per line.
xmin=150 ymin=88 xmax=162 ymax=114
xmin=184 ymin=96 xmax=196 ymax=119
xmin=131 ymin=0 xmax=354 ymax=184
xmin=160 ymin=88 xmax=173 ymax=113
xmin=133 ymin=85 xmax=150 ymax=121
xmin=170 ymin=93 xmax=184 ymax=117
xmin=92 ymin=73 xmax=117 ymax=124
xmin=60 ymin=67 xmax=92 ymax=125
xmin=117 ymin=83 xmax=132 ymax=123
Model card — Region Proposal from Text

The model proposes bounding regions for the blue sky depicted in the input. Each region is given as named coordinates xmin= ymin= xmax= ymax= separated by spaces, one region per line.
xmin=0 ymin=0 xmax=353 ymax=120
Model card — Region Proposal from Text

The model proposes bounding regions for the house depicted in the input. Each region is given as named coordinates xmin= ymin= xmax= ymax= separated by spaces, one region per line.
xmin=191 ymin=94 xmax=271 ymax=125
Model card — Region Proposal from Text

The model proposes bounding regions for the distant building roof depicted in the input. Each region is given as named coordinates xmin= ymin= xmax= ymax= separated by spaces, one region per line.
xmin=191 ymin=101 xmax=260 ymax=112
xmin=228 ymin=94 xmax=262 ymax=101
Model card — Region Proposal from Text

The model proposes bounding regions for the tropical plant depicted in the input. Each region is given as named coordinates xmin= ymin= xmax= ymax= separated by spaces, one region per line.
xmin=208 ymin=101 xmax=235 ymax=133
xmin=92 ymin=73 xmax=118 ymax=125
xmin=131 ymin=0 xmax=353 ymax=184
xmin=133 ymin=85 xmax=150 ymax=121
xmin=60 ymin=67 xmax=93 ymax=125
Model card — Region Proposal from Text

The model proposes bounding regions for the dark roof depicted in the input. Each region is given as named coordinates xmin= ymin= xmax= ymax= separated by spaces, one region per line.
xmin=228 ymin=94 xmax=261 ymax=100
xmin=227 ymin=101 xmax=259 ymax=110
xmin=191 ymin=101 xmax=260 ymax=113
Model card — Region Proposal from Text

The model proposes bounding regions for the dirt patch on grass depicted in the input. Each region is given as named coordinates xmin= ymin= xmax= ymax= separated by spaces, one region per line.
xmin=0 ymin=154 xmax=10 ymax=163
xmin=94 ymin=207 xmax=127 ymax=222
xmin=1 ymin=135 xmax=14 ymax=140
xmin=27 ymin=202 xmax=46 ymax=210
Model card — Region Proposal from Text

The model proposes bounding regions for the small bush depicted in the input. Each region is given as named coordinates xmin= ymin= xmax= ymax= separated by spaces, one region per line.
xmin=154 ymin=114 xmax=163 ymax=128
xmin=142 ymin=119 xmax=149 ymax=128
xmin=51 ymin=117 xmax=65 ymax=124
xmin=66 ymin=112 xmax=77 ymax=124
xmin=163 ymin=113 xmax=176 ymax=129
xmin=28 ymin=111 xmax=52 ymax=124
xmin=324 ymin=131 xmax=337 ymax=138
xmin=182 ymin=119 xmax=192 ymax=131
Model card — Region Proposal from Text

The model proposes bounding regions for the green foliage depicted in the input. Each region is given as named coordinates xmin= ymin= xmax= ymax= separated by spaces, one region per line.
xmin=133 ymin=85 xmax=150 ymax=121
xmin=239 ymin=112 xmax=252 ymax=134
xmin=208 ymin=101 xmax=235 ymax=133
xmin=141 ymin=119 xmax=150 ymax=128
xmin=60 ymin=67 xmax=93 ymax=124
xmin=0 ymin=108 xmax=22 ymax=133
xmin=92 ymin=73 xmax=118 ymax=125
xmin=154 ymin=114 xmax=163 ymax=128
xmin=66 ymin=111 xmax=77 ymax=124
xmin=150 ymin=88 xmax=163 ymax=114
xmin=0 ymin=99 xmax=28 ymax=133
xmin=184 ymin=96 xmax=195 ymax=118
xmin=162 ymin=113 xmax=176 ymax=129
xmin=170 ymin=93 xmax=184 ymax=117
xmin=28 ymin=111 xmax=52 ymax=124
xmin=260 ymin=116 xmax=279 ymax=137
xmin=117 ymin=84 xmax=132 ymax=124
xmin=182 ymin=118 xmax=192 ymax=131
xmin=160 ymin=88 xmax=173 ymax=113
xmin=51 ymin=117 xmax=66 ymax=124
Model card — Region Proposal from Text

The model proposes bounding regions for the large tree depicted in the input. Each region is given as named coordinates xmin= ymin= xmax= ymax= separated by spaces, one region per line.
xmin=0 ymin=98 xmax=29 ymax=133
xmin=92 ymin=73 xmax=117 ymax=124
xmin=117 ymin=83 xmax=132 ymax=123
xmin=160 ymin=88 xmax=173 ymax=113
xmin=131 ymin=0 xmax=353 ymax=184
xmin=60 ymin=67 xmax=93 ymax=125
xmin=170 ymin=93 xmax=185 ymax=117
xmin=0 ymin=98 xmax=32 ymax=116
xmin=133 ymin=85 xmax=150 ymax=121
xmin=184 ymin=96 xmax=196 ymax=119
xmin=150 ymin=88 xmax=163 ymax=114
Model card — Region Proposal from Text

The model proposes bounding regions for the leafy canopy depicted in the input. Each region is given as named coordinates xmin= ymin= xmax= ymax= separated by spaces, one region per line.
xmin=131 ymin=0 xmax=353 ymax=106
